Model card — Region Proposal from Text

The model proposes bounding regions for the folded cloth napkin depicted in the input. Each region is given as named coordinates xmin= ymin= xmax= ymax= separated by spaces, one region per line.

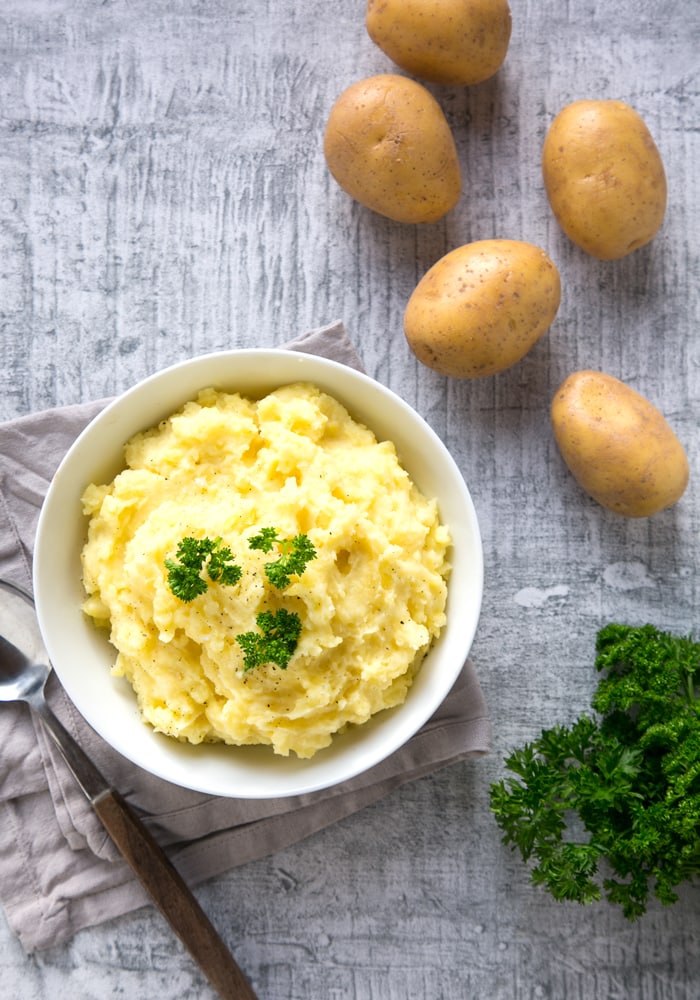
xmin=0 ymin=320 xmax=491 ymax=953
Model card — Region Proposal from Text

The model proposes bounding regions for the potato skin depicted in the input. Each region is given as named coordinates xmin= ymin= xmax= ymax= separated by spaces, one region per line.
xmin=551 ymin=371 xmax=689 ymax=517
xmin=365 ymin=0 xmax=512 ymax=87
xmin=542 ymin=100 xmax=667 ymax=260
xmin=323 ymin=74 xmax=461 ymax=224
xmin=403 ymin=240 xmax=561 ymax=378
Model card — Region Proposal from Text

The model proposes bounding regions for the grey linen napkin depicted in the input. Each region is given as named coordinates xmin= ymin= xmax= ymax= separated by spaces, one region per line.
xmin=0 ymin=320 xmax=491 ymax=952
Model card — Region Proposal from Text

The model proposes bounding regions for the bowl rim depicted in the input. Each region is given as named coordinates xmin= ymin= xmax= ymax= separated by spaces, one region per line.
xmin=33 ymin=348 xmax=484 ymax=798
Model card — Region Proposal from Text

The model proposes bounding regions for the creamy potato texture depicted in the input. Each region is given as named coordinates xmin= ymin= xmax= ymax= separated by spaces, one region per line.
xmin=81 ymin=383 xmax=450 ymax=758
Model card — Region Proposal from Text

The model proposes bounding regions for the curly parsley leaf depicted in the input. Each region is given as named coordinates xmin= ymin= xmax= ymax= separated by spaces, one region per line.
xmin=206 ymin=541 xmax=243 ymax=586
xmin=248 ymin=527 xmax=280 ymax=554
xmin=236 ymin=608 xmax=303 ymax=671
xmin=490 ymin=624 xmax=700 ymax=920
xmin=249 ymin=528 xmax=317 ymax=589
xmin=165 ymin=536 xmax=242 ymax=602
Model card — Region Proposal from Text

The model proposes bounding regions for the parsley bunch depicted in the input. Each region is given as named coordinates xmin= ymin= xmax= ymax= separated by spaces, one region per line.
xmin=490 ymin=624 xmax=700 ymax=920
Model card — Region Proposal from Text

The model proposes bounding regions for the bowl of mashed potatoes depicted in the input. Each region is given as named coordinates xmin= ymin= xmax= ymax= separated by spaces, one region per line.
xmin=33 ymin=349 xmax=483 ymax=798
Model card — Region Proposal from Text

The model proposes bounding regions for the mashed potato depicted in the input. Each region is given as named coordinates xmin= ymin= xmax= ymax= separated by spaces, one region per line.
xmin=81 ymin=382 xmax=450 ymax=758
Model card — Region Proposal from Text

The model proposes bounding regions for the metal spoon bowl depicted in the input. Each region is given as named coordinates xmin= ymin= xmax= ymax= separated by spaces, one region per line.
xmin=0 ymin=577 xmax=258 ymax=1000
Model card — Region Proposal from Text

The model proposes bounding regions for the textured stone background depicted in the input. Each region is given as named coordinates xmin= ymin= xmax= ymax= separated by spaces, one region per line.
xmin=1 ymin=0 xmax=699 ymax=997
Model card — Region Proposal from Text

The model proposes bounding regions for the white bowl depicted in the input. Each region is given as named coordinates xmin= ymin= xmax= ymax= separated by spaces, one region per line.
xmin=33 ymin=350 xmax=483 ymax=798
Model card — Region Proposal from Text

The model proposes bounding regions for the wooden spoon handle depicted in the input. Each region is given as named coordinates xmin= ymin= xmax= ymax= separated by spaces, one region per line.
xmin=32 ymin=697 xmax=258 ymax=998
xmin=92 ymin=788 xmax=259 ymax=1000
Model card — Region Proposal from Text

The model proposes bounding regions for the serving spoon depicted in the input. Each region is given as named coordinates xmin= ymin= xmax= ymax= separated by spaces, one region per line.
xmin=0 ymin=578 xmax=259 ymax=1000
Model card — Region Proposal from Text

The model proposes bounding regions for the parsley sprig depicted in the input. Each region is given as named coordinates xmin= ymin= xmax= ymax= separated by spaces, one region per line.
xmin=490 ymin=624 xmax=700 ymax=920
xmin=165 ymin=536 xmax=242 ymax=602
xmin=249 ymin=527 xmax=317 ymax=589
xmin=236 ymin=608 xmax=303 ymax=671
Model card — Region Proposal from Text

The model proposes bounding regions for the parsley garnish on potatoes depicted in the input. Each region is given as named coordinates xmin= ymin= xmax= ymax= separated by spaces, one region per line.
xmin=164 ymin=536 xmax=242 ymax=602
xmin=248 ymin=527 xmax=317 ymax=589
xmin=490 ymin=624 xmax=700 ymax=919
xmin=236 ymin=608 xmax=303 ymax=672
xmin=165 ymin=529 xmax=317 ymax=671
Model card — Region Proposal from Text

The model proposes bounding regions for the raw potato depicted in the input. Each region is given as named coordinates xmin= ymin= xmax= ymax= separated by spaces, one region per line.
xmin=542 ymin=100 xmax=667 ymax=260
xmin=551 ymin=371 xmax=689 ymax=517
xmin=403 ymin=240 xmax=561 ymax=378
xmin=323 ymin=74 xmax=461 ymax=224
xmin=365 ymin=0 xmax=512 ymax=87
